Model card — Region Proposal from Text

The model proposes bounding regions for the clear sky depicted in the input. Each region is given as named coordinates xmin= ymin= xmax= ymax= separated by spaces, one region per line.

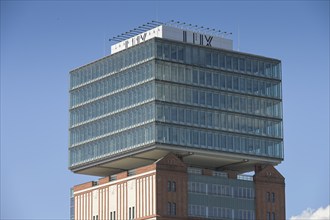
xmin=1 ymin=1 xmax=329 ymax=219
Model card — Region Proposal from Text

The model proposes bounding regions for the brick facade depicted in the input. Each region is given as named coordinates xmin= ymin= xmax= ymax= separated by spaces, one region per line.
xmin=73 ymin=154 xmax=285 ymax=220
xmin=254 ymin=165 xmax=286 ymax=220
xmin=156 ymin=154 xmax=188 ymax=219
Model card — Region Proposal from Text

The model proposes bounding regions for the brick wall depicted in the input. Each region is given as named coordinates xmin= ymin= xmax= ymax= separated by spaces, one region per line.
xmin=254 ymin=165 xmax=286 ymax=220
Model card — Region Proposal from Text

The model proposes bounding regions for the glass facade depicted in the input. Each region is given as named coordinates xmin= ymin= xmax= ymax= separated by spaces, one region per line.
xmin=69 ymin=37 xmax=283 ymax=169
xmin=188 ymin=173 xmax=255 ymax=219
xmin=69 ymin=41 xmax=156 ymax=167
xmin=154 ymin=38 xmax=283 ymax=160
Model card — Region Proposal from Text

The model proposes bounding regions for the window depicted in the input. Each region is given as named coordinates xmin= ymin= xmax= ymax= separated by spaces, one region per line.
xmin=206 ymin=92 xmax=212 ymax=106
xmin=168 ymin=181 xmax=176 ymax=192
xmin=171 ymin=45 xmax=177 ymax=60
xmin=226 ymin=75 xmax=232 ymax=90
xmin=192 ymin=111 xmax=199 ymax=125
xmin=239 ymin=58 xmax=245 ymax=72
xmin=207 ymin=133 xmax=213 ymax=147
xmin=192 ymin=90 xmax=199 ymax=104
xmin=157 ymin=44 xmax=163 ymax=58
xmin=233 ymin=57 xmax=238 ymax=71
xmin=172 ymin=181 xmax=176 ymax=192
xmin=272 ymin=212 xmax=275 ymax=220
xmin=186 ymin=109 xmax=192 ymax=124
xmin=226 ymin=56 xmax=232 ymax=70
xmin=200 ymin=111 xmax=206 ymax=126
xmin=213 ymin=93 xmax=219 ymax=108
xmin=128 ymin=207 xmax=135 ymax=219
xmin=168 ymin=202 xmax=176 ymax=216
xmin=206 ymin=72 xmax=212 ymax=86
xmin=172 ymin=203 xmax=177 ymax=215
xmin=200 ymin=91 xmax=205 ymax=105
xmin=220 ymin=74 xmax=226 ymax=89
xmin=164 ymin=44 xmax=170 ymax=59
xmin=192 ymin=70 xmax=198 ymax=84
xmin=252 ymin=60 xmax=258 ymax=74
xmin=267 ymin=192 xmax=275 ymax=203
xmin=267 ymin=212 xmax=271 ymax=220
xmin=267 ymin=192 xmax=271 ymax=202
xmin=168 ymin=181 xmax=172 ymax=191
xmin=199 ymin=71 xmax=205 ymax=85
xmin=178 ymin=108 xmax=184 ymax=123
xmin=167 ymin=202 xmax=171 ymax=215
xmin=213 ymin=73 xmax=219 ymax=87
xmin=219 ymin=54 xmax=225 ymax=68
xmin=171 ymin=107 xmax=177 ymax=122
xmin=246 ymin=59 xmax=252 ymax=72
xmin=213 ymin=52 xmax=219 ymax=67
xmin=178 ymin=46 xmax=184 ymax=61
xmin=206 ymin=51 xmax=212 ymax=66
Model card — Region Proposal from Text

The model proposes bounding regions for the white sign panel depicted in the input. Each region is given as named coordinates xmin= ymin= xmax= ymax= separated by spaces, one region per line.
xmin=111 ymin=25 xmax=233 ymax=54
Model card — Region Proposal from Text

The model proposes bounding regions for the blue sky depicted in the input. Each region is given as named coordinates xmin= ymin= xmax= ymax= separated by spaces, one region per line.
xmin=1 ymin=1 xmax=329 ymax=219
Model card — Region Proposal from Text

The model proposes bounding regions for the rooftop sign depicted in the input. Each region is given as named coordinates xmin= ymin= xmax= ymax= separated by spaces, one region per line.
xmin=111 ymin=25 xmax=233 ymax=54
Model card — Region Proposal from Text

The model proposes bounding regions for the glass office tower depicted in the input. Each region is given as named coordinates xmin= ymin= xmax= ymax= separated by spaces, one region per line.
xmin=69 ymin=25 xmax=283 ymax=176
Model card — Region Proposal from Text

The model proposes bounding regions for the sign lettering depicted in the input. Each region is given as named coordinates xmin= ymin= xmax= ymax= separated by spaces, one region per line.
xmin=205 ymin=36 xmax=213 ymax=46
xmin=183 ymin=31 xmax=213 ymax=47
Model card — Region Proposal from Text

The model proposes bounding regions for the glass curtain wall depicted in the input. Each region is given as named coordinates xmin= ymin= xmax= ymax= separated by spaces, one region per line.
xmin=69 ymin=41 xmax=156 ymax=167
xmin=154 ymin=39 xmax=283 ymax=160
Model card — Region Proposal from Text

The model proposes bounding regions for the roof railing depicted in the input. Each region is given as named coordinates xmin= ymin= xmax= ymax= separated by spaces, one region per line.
xmin=109 ymin=20 xmax=232 ymax=43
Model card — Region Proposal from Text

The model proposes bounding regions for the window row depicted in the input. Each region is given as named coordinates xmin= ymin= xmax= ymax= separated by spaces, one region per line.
xmin=156 ymin=61 xmax=281 ymax=99
xmin=70 ymin=40 xmax=154 ymax=89
xmin=188 ymin=205 xmax=255 ymax=220
xmin=188 ymin=182 xmax=207 ymax=194
xmin=237 ymin=187 xmax=255 ymax=199
xmin=69 ymin=124 xmax=155 ymax=166
xmin=156 ymin=104 xmax=283 ymax=138
xmin=156 ymin=39 xmax=281 ymax=79
xmin=188 ymin=168 xmax=228 ymax=178
xmin=187 ymin=167 xmax=202 ymax=175
xmin=156 ymin=83 xmax=282 ymax=118
xmin=70 ymin=103 xmax=155 ymax=146
xmin=70 ymin=82 xmax=155 ymax=126
xmin=70 ymin=61 xmax=154 ymax=107
xmin=188 ymin=205 xmax=207 ymax=217
xmin=157 ymin=43 xmax=184 ymax=62
xmin=210 ymin=184 xmax=232 ymax=197
xmin=156 ymin=124 xmax=283 ymax=158
xmin=210 ymin=207 xmax=234 ymax=219
xmin=188 ymin=182 xmax=254 ymax=199
xmin=237 ymin=209 xmax=256 ymax=220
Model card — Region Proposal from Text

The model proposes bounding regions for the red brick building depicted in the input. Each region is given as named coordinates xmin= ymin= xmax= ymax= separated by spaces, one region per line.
xmin=72 ymin=154 xmax=285 ymax=220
